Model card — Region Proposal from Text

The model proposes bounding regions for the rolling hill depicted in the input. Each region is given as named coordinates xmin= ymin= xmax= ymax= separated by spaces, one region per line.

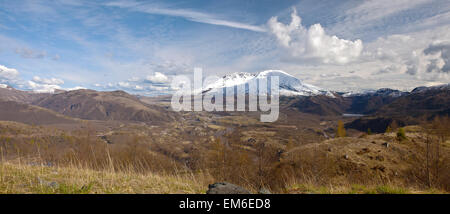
xmin=32 ymin=89 xmax=177 ymax=124
xmin=0 ymin=85 xmax=50 ymax=104
xmin=0 ymin=100 xmax=77 ymax=125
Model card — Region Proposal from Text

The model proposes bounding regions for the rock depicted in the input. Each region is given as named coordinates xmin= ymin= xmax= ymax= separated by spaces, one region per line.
xmin=206 ymin=182 xmax=251 ymax=194
xmin=258 ymin=188 xmax=271 ymax=194
xmin=48 ymin=181 xmax=59 ymax=188
xmin=247 ymin=138 xmax=257 ymax=143
xmin=381 ymin=142 xmax=389 ymax=148
xmin=100 ymin=135 xmax=113 ymax=144
xmin=45 ymin=162 xmax=54 ymax=167
xmin=29 ymin=161 xmax=54 ymax=167
xmin=37 ymin=177 xmax=59 ymax=189
xmin=343 ymin=154 xmax=349 ymax=160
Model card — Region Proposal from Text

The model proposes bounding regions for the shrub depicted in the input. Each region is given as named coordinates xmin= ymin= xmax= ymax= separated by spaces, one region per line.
xmin=397 ymin=128 xmax=406 ymax=141
xmin=385 ymin=126 xmax=392 ymax=133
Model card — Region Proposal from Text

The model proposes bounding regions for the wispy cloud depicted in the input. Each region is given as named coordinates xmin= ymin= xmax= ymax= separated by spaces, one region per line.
xmin=105 ymin=1 xmax=266 ymax=32
xmin=344 ymin=0 xmax=429 ymax=23
xmin=15 ymin=47 xmax=47 ymax=59
xmin=2 ymin=0 xmax=450 ymax=94
xmin=328 ymin=0 xmax=446 ymax=39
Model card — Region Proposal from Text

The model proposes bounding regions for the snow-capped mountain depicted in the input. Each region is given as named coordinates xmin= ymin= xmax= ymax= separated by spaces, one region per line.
xmin=200 ymin=70 xmax=334 ymax=97
xmin=411 ymin=83 xmax=450 ymax=93
xmin=342 ymin=88 xmax=407 ymax=98
xmin=203 ymin=72 xmax=257 ymax=90
xmin=342 ymin=84 xmax=450 ymax=98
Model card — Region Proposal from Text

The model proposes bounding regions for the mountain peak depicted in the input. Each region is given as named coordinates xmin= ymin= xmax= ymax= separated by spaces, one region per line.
xmin=203 ymin=70 xmax=333 ymax=97
xmin=222 ymin=72 xmax=256 ymax=79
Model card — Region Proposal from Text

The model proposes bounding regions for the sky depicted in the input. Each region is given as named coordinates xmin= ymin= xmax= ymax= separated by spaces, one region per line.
xmin=0 ymin=0 xmax=450 ymax=95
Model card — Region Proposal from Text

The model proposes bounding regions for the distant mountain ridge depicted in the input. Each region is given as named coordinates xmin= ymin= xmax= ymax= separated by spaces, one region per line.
xmin=0 ymin=85 xmax=50 ymax=104
xmin=342 ymin=88 xmax=408 ymax=98
xmin=32 ymin=89 xmax=177 ymax=124
xmin=282 ymin=82 xmax=449 ymax=117
xmin=0 ymin=87 xmax=177 ymax=125
xmin=0 ymin=74 xmax=448 ymax=127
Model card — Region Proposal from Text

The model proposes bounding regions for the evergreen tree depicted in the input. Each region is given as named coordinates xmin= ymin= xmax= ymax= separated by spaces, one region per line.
xmin=336 ymin=120 xmax=346 ymax=138
xmin=385 ymin=126 xmax=392 ymax=133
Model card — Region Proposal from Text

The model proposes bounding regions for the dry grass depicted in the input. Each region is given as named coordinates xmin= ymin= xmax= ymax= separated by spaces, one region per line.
xmin=283 ymin=182 xmax=446 ymax=194
xmin=0 ymin=161 xmax=210 ymax=194
xmin=0 ymin=116 xmax=449 ymax=194
xmin=1 ymin=160 xmax=444 ymax=194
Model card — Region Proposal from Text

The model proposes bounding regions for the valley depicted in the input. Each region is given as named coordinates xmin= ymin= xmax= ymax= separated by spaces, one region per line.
xmin=0 ymin=75 xmax=449 ymax=193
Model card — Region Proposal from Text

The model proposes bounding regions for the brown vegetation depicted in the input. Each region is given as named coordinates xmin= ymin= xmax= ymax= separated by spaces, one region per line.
xmin=1 ymin=87 xmax=449 ymax=194
xmin=2 ymin=114 xmax=448 ymax=194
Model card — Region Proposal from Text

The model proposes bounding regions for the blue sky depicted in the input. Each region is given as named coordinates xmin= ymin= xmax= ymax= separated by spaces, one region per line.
xmin=0 ymin=0 xmax=450 ymax=94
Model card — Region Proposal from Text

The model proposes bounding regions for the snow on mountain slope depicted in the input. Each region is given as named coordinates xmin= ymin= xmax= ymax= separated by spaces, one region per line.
xmin=342 ymin=88 xmax=407 ymax=97
xmin=342 ymin=84 xmax=450 ymax=98
xmin=201 ymin=70 xmax=333 ymax=97
xmin=411 ymin=83 xmax=450 ymax=93
xmin=203 ymin=72 xmax=257 ymax=90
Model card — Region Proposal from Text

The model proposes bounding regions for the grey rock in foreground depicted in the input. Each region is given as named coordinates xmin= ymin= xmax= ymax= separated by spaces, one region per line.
xmin=37 ymin=177 xmax=59 ymax=189
xmin=258 ymin=188 xmax=272 ymax=194
xmin=206 ymin=182 xmax=251 ymax=194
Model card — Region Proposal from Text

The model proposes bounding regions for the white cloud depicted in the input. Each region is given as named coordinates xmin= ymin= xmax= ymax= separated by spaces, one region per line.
xmin=146 ymin=72 xmax=169 ymax=83
xmin=25 ymin=75 xmax=67 ymax=93
xmin=134 ymin=85 xmax=144 ymax=91
xmin=363 ymin=28 xmax=450 ymax=81
xmin=402 ymin=42 xmax=450 ymax=80
xmin=373 ymin=64 xmax=406 ymax=75
xmin=66 ymin=86 xmax=86 ymax=91
xmin=294 ymin=26 xmax=450 ymax=91
xmin=127 ymin=76 xmax=140 ymax=82
xmin=26 ymin=80 xmax=62 ymax=93
xmin=268 ymin=9 xmax=363 ymax=64
xmin=117 ymin=81 xmax=130 ymax=88
xmin=0 ymin=66 xmax=67 ymax=93
xmin=25 ymin=82 xmax=82 ymax=93
xmin=94 ymin=72 xmax=173 ymax=95
xmin=149 ymin=85 xmax=169 ymax=91
xmin=423 ymin=42 xmax=450 ymax=73
xmin=267 ymin=9 xmax=301 ymax=47
xmin=0 ymin=65 xmax=19 ymax=81
xmin=32 ymin=76 xmax=64 ymax=85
